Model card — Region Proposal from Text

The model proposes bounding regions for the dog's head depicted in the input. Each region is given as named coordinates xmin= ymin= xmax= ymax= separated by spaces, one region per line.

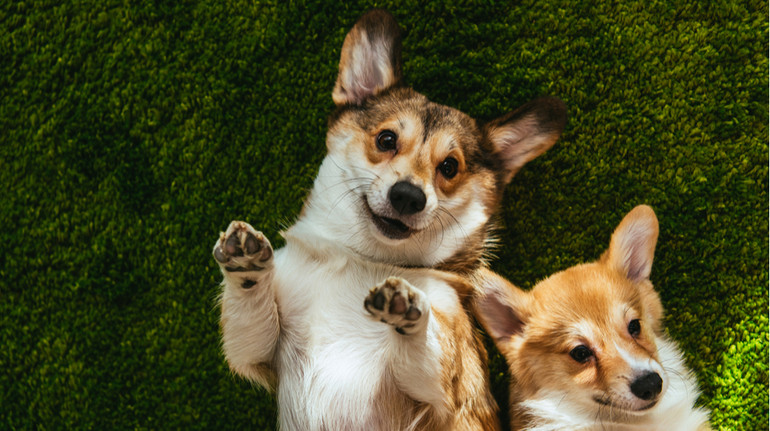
xmin=310 ymin=10 xmax=566 ymax=269
xmin=475 ymin=206 xmax=669 ymax=420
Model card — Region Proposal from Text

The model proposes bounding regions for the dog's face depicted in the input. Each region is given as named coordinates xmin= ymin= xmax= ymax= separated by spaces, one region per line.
xmin=476 ymin=206 xmax=669 ymax=419
xmin=311 ymin=10 xmax=566 ymax=269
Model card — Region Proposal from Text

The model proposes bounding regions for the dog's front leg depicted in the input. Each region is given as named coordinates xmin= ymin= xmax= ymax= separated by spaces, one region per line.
xmin=364 ymin=277 xmax=450 ymax=416
xmin=213 ymin=221 xmax=278 ymax=391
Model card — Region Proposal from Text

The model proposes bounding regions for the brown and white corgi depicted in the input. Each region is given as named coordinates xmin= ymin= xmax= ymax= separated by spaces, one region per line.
xmin=474 ymin=205 xmax=712 ymax=431
xmin=212 ymin=10 xmax=566 ymax=430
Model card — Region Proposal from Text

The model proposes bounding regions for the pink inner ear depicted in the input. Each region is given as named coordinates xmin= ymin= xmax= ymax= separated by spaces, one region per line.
xmin=334 ymin=10 xmax=403 ymax=107
xmin=484 ymin=97 xmax=567 ymax=184
xmin=345 ymin=44 xmax=385 ymax=104
xmin=477 ymin=291 xmax=525 ymax=342
xmin=617 ymin=223 xmax=655 ymax=281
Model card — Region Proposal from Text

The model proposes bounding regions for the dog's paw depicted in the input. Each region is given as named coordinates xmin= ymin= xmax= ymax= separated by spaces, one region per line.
xmin=213 ymin=221 xmax=273 ymax=288
xmin=365 ymin=277 xmax=428 ymax=335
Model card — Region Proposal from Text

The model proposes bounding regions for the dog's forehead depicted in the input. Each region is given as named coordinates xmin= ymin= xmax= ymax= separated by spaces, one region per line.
xmin=563 ymin=303 xmax=636 ymax=341
xmin=417 ymin=102 xmax=476 ymax=139
xmin=335 ymin=89 xmax=479 ymax=142
xmin=532 ymin=265 xmax=643 ymax=331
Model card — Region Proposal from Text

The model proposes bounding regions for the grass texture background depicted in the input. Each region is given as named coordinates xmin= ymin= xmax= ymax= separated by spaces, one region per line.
xmin=1 ymin=0 xmax=766 ymax=429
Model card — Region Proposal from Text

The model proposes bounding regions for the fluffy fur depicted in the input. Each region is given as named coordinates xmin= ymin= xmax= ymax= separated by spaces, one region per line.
xmin=211 ymin=9 xmax=566 ymax=430
xmin=475 ymin=205 xmax=712 ymax=431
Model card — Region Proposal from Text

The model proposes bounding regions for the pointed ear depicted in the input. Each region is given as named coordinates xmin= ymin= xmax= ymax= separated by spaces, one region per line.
xmin=484 ymin=96 xmax=567 ymax=184
xmin=332 ymin=10 xmax=403 ymax=106
xmin=603 ymin=205 xmax=659 ymax=282
xmin=473 ymin=269 xmax=529 ymax=346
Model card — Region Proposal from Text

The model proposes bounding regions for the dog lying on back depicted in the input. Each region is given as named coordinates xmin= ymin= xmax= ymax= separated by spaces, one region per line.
xmin=211 ymin=9 xmax=566 ymax=430
xmin=475 ymin=205 xmax=712 ymax=431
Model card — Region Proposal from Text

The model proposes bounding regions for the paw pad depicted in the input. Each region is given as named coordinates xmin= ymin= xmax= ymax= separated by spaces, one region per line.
xmin=365 ymin=277 xmax=427 ymax=335
xmin=213 ymin=221 xmax=273 ymax=275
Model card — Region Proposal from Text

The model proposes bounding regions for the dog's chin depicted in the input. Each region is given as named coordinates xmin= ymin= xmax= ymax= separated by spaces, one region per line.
xmin=363 ymin=198 xmax=415 ymax=241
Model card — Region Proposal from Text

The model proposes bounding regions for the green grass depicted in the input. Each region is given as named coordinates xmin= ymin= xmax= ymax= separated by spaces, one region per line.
xmin=1 ymin=0 xmax=766 ymax=429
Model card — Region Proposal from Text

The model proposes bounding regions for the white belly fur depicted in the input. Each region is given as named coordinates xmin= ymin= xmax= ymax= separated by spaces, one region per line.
xmin=269 ymin=240 xmax=459 ymax=430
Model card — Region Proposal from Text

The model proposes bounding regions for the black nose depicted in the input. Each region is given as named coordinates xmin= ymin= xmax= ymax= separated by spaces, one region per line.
xmin=630 ymin=372 xmax=663 ymax=400
xmin=389 ymin=181 xmax=426 ymax=215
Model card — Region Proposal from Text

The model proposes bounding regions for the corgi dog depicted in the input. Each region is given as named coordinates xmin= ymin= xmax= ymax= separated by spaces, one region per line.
xmin=211 ymin=9 xmax=566 ymax=431
xmin=474 ymin=205 xmax=712 ymax=431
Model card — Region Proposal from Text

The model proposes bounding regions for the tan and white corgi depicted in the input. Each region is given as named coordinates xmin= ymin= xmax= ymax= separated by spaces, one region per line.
xmin=212 ymin=9 xmax=566 ymax=430
xmin=474 ymin=205 xmax=712 ymax=431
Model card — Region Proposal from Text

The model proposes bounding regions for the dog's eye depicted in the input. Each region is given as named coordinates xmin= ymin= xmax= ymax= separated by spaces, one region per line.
xmin=438 ymin=157 xmax=459 ymax=179
xmin=569 ymin=345 xmax=593 ymax=363
xmin=376 ymin=130 xmax=398 ymax=152
xmin=628 ymin=319 xmax=641 ymax=337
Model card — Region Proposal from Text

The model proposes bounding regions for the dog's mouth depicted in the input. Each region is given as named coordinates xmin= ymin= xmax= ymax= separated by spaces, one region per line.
xmin=364 ymin=198 xmax=414 ymax=240
xmin=593 ymin=396 xmax=658 ymax=412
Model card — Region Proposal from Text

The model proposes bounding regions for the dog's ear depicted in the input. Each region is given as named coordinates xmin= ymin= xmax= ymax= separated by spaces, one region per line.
xmin=474 ymin=269 xmax=529 ymax=352
xmin=603 ymin=205 xmax=659 ymax=282
xmin=332 ymin=10 xmax=403 ymax=106
xmin=484 ymin=96 xmax=567 ymax=184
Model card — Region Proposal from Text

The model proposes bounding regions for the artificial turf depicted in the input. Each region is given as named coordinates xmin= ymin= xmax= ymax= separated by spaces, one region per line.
xmin=1 ymin=0 xmax=766 ymax=429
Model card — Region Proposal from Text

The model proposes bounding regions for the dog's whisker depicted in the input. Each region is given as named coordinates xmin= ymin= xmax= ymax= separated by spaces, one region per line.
xmin=329 ymin=176 xmax=376 ymax=187
xmin=324 ymin=156 xmax=382 ymax=183
xmin=435 ymin=213 xmax=447 ymax=254
xmin=592 ymin=390 xmax=623 ymax=431
xmin=327 ymin=182 xmax=371 ymax=216
xmin=343 ymin=219 xmax=370 ymax=247
xmin=593 ymin=394 xmax=604 ymax=428
xmin=437 ymin=206 xmax=469 ymax=251
xmin=429 ymin=218 xmax=442 ymax=256
xmin=662 ymin=365 xmax=692 ymax=399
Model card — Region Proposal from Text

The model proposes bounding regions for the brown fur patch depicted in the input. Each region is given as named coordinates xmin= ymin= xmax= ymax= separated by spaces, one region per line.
xmin=432 ymin=306 xmax=501 ymax=431
xmin=434 ymin=228 xmax=490 ymax=275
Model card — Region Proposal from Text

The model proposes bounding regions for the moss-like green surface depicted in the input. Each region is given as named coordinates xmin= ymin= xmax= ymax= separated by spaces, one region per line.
xmin=1 ymin=1 xmax=766 ymax=429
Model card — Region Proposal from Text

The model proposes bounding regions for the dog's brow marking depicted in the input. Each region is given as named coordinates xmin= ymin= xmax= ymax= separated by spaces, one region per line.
xmin=614 ymin=340 xmax=650 ymax=374
xmin=420 ymin=105 xmax=443 ymax=143
xmin=571 ymin=319 xmax=595 ymax=341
